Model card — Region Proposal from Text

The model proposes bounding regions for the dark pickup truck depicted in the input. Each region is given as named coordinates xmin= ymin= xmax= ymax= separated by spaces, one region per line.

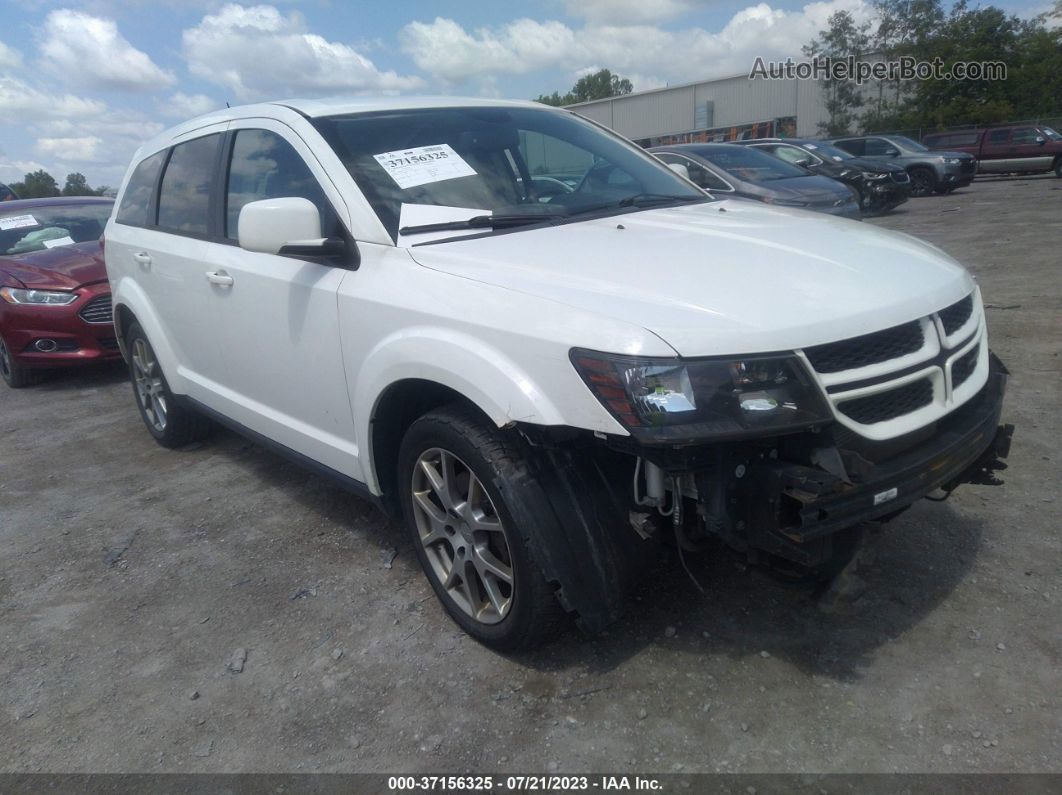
xmin=922 ymin=125 xmax=1062 ymax=177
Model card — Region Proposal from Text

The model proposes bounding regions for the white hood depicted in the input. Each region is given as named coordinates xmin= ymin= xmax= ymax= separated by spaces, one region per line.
xmin=407 ymin=200 xmax=975 ymax=357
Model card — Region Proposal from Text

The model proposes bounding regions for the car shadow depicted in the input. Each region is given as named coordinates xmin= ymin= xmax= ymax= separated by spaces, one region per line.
xmin=31 ymin=360 xmax=127 ymax=391
xmin=513 ymin=502 xmax=982 ymax=682
xmin=187 ymin=424 xmax=982 ymax=683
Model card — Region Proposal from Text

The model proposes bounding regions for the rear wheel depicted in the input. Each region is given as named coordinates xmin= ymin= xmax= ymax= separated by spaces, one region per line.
xmin=125 ymin=322 xmax=212 ymax=448
xmin=0 ymin=335 xmax=42 ymax=388
xmin=908 ymin=167 xmax=936 ymax=197
xmin=398 ymin=405 xmax=564 ymax=651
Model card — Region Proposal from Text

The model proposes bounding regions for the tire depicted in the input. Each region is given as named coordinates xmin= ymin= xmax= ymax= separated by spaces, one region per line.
xmin=1054 ymin=158 xmax=1062 ymax=178
xmin=908 ymin=167 xmax=936 ymax=197
xmin=0 ymin=335 xmax=42 ymax=388
xmin=398 ymin=404 xmax=565 ymax=651
xmin=125 ymin=322 xmax=212 ymax=448
xmin=934 ymin=184 xmax=955 ymax=195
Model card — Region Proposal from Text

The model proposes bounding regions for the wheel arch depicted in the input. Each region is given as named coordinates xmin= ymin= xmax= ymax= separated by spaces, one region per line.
xmin=110 ymin=279 xmax=186 ymax=393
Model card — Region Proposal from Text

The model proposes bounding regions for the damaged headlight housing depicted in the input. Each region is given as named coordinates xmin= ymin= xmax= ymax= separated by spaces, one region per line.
xmin=570 ymin=349 xmax=832 ymax=443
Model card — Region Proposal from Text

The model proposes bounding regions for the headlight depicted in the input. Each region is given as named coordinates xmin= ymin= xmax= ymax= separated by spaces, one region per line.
xmin=943 ymin=157 xmax=962 ymax=165
xmin=862 ymin=171 xmax=888 ymax=180
xmin=570 ymin=349 xmax=832 ymax=443
xmin=0 ymin=287 xmax=78 ymax=305
xmin=763 ymin=196 xmax=808 ymax=207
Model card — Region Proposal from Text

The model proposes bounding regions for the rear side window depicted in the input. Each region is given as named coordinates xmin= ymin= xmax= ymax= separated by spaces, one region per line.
xmin=987 ymin=129 xmax=1010 ymax=144
xmin=225 ymin=129 xmax=334 ymax=240
xmin=115 ymin=151 xmax=165 ymax=226
xmin=157 ymin=134 xmax=221 ymax=235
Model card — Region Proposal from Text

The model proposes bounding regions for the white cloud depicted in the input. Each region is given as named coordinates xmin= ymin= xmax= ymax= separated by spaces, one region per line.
xmin=182 ymin=4 xmax=424 ymax=101
xmin=160 ymin=91 xmax=220 ymax=119
xmin=36 ymin=135 xmax=104 ymax=162
xmin=39 ymin=10 xmax=176 ymax=91
xmin=0 ymin=76 xmax=106 ymax=120
xmin=0 ymin=41 xmax=21 ymax=72
xmin=0 ymin=158 xmax=51 ymax=183
xmin=401 ymin=0 xmax=870 ymax=86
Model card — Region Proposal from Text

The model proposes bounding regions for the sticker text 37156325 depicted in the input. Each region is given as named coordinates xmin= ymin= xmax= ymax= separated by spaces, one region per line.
xmin=372 ymin=144 xmax=477 ymax=189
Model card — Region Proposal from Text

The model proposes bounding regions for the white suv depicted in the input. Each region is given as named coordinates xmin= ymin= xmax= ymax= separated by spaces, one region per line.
xmin=105 ymin=98 xmax=1011 ymax=650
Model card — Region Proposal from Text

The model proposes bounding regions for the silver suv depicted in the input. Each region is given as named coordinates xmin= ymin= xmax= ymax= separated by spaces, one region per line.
xmin=826 ymin=135 xmax=977 ymax=197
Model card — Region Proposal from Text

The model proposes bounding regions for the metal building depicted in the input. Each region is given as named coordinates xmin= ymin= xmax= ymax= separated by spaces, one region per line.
xmin=565 ymin=72 xmax=829 ymax=145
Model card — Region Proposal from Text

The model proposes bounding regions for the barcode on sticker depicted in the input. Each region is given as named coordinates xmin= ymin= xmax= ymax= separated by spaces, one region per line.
xmin=873 ymin=487 xmax=898 ymax=506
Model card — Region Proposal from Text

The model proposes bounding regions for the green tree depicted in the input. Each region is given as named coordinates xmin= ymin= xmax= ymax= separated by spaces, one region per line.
xmin=535 ymin=68 xmax=634 ymax=106
xmin=804 ymin=10 xmax=872 ymax=136
xmin=62 ymin=172 xmax=95 ymax=196
xmin=18 ymin=170 xmax=61 ymax=198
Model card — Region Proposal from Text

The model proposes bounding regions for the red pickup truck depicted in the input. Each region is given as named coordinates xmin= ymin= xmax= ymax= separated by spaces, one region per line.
xmin=922 ymin=124 xmax=1062 ymax=177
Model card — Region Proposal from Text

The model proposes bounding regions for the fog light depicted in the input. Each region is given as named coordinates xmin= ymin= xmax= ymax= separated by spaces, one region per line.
xmin=35 ymin=339 xmax=58 ymax=352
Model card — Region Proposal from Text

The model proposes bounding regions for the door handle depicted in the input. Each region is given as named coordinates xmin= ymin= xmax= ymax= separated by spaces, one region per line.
xmin=205 ymin=270 xmax=234 ymax=287
xmin=133 ymin=251 xmax=152 ymax=268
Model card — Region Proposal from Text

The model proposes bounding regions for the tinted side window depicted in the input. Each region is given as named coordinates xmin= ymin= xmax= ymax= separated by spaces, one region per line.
xmin=657 ymin=153 xmax=728 ymax=191
xmin=1010 ymin=127 xmax=1038 ymax=144
xmin=116 ymin=151 xmax=165 ymax=226
xmin=863 ymin=138 xmax=895 ymax=156
xmin=833 ymin=139 xmax=864 ymax=156
xmin=157 ymin=134 xmax=221 ymax=235
xmin=225 ymin=129 xmax=335 ymax=240
xmin=987 ymin=129 xmax=1010 ymax=144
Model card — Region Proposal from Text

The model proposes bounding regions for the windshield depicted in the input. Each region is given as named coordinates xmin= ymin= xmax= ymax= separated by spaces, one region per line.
xmin=312 ymin=106 xmax=706 ymax=241
xmin=0 ymin=203 xmax=111 ymax=256
xmin=890 ymin=135 xmax=928 ymax=152
xmin=1042 ymin=127 xmax=1061 ymax=141
xmin=802 ymin=141 xmax=853 ymax=162
xmin=693 ymin=145 xmax=809 ymax=182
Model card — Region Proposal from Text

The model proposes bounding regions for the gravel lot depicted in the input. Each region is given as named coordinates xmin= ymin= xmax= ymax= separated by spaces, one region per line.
xmin=2 ymin=175 xmax=1059 ymax=775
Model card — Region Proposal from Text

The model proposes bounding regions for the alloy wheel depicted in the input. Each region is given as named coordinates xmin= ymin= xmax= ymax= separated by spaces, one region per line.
xmin=410 ymin=447 xmax=515 ymax=624
xmin=132 ymin=338 xmax=167 ymax=432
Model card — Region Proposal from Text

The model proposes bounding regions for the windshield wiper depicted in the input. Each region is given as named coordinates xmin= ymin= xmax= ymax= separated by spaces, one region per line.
xmin=617 ymin=193 xmax=703 ymax=207
xmin=399 ymin=212 xmax=564 ymax=236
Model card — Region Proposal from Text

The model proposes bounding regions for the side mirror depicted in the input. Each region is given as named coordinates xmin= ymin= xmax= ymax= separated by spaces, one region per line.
xmin=795 ymin=157 xmax=814 ymax=167
xmin=884 ymin=149 xmax=900 ymax=157
xmin=1036 ymin=136 xmax=1046 ymax=145
xmin=667 ymin=162 xmax=691 ymax=180
xmin=238 ymin=197 xmax=343 ymax=257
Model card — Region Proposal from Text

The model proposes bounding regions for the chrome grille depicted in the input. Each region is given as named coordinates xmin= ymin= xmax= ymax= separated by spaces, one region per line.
xmin=79 ymin=294 xmax=113 ymax=324
xmin=837 ymin=379 xmax=934 ymax=425
xmin=938 ymin=295 xmax=973 ymax=336
xmin=804 ymin=321 xmax=923 ymax=374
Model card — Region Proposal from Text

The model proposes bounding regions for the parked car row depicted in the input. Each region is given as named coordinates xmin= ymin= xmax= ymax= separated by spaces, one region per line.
xmin=2 ymin=99 xmax=1014 ymax=653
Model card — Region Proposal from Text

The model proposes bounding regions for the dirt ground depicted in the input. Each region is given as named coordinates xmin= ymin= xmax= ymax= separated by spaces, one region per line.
xmin=1 ymin=175 xmax=1059 ymax=775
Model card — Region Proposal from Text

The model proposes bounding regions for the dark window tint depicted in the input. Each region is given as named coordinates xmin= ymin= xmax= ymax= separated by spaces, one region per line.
xmin=157 ymin=134 xmax=221 ymax=235
xmin=987 ymin=129 xmax=1010 ymax=144
xmin=833 ymin=139 xmax=864 ymax=156
xmin=1010 ymin=127 xmax=1039 ymax=144
xmin=225 ymin=129 xmax=334 ymax=240
xmin=116 ymin=151 xmax=165 ymax=226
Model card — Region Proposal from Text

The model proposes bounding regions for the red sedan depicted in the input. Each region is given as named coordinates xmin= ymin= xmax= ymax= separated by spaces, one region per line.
xmin=0 ymin=197 xmax=119 ymax=388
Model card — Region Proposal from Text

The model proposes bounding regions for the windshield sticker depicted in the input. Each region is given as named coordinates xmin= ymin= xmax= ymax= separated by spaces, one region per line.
xmin=373 ymin=144 xmax=477 ymax=189
xmin=0 ymin=214 xmax=39 ymax=231
xmin=42 ymin=235 xmax=76 ymax=249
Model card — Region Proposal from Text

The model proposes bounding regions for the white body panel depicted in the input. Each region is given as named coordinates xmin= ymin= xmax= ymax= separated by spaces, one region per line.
xmin=106 ymin=97 xmax=986 ymax=496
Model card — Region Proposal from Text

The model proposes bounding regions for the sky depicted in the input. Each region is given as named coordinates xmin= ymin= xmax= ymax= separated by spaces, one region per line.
xmin=0 ymin=0 xmax=1049 ymax=189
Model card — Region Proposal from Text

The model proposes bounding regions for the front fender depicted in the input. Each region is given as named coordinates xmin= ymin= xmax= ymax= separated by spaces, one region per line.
xmin=111 ymin=276 xmax=188 ymax=395
xmin=353 ymin=326 xmax=625 ymax=493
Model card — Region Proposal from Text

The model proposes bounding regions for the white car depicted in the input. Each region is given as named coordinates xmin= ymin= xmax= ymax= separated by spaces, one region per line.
xmin=105 ymin=97 xmax=1011 ymax=650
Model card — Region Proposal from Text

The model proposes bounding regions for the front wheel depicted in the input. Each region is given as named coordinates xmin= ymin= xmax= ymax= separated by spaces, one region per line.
xmin=908 ymin=167 xmax=936 ymax=197
xmin=1054 ymin=158 xmax=1062 ymax=178
xmin=0 ymin=335 xmax=42 ymax=388
xmin=125 ymin=322 xmax=212 ymax=448
xmin=398 ymin=405 xmax=564 ymax=651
